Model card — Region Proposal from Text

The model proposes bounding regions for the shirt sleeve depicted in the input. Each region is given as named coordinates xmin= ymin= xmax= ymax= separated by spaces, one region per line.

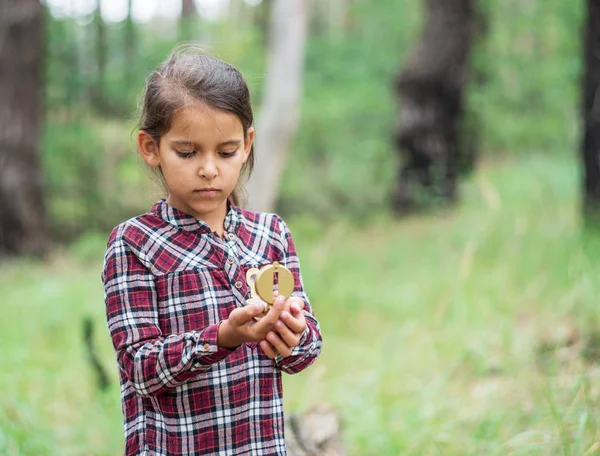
xmin=273 ymin=216 xmax=323 ymax=374
xmin=102 ymin=224 xmax=237 ymax=398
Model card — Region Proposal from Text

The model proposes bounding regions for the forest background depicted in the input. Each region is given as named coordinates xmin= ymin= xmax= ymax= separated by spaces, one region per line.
xmin=2 ymin=0 xmax=600 ymax=455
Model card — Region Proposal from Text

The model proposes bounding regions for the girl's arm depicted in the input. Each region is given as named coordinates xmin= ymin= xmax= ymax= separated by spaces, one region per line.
xmin=102 ymin=225 xmax=237 ymax=398
xmin=273 ymin=217 xmax=323 ymax=374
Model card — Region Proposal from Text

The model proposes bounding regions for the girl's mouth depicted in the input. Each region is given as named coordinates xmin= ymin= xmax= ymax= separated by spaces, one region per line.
xmin=194 ymin=188 xmax=221 ymax=196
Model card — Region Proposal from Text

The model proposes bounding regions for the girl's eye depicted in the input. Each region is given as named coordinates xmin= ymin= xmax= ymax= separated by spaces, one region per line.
xmin=220 ymin=151 xmax=238 ymax=158
xmin=176 ymin=150 xmax=195 ymax=159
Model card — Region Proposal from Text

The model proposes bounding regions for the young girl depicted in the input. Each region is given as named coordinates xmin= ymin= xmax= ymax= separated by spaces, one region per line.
xmin=102 ymin=48 xmax=322 ymax=456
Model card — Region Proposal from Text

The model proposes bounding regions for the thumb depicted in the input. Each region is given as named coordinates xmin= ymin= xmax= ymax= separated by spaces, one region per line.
xmin=248 ymin=301 xmax=267 ymax=317
xmin=232 ymin=301 xmax=265 ymax=324
xmin=253 ymin=294 xmax=286 ymax=332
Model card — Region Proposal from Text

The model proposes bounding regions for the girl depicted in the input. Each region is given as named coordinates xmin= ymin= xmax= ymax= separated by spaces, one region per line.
xmin=102 ymin=48 xmax=322 ymax=456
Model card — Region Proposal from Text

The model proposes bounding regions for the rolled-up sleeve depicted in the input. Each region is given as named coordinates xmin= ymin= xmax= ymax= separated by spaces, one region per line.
xmin=102 ymin=225 xmax=236 ymax=398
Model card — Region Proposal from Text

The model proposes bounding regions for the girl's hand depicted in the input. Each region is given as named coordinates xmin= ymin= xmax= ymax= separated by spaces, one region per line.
xmin=259 ymin=298 xmax=307 ymax=359
xmin=218 ymin=296 xmax=286 ymax=348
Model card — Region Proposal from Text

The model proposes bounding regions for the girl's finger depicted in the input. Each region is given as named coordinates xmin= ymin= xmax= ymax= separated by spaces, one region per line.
xmin=259 ymin=340 xmax=278 ymax=359
xmin=279 ymin=310 xmax=306 ymax=334
xmin=231 ymin=301 xmax=265 ymax=326
xmin=266 ymin=331 xmax=292 ymax=358
xmin=274 ymin=319 xmax=300 ymax=348
xmin=289 ymin=298 xmax=305 ymax=313
xmin=252 ymin=295 xmax=286 ymax=335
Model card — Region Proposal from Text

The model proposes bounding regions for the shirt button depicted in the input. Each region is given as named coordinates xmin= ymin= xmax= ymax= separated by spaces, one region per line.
xmin=203 ymin=343 xmax=210 ymax=351
xmin=227 ymin=232 xmax=235 ymax=241
xmin=234 ymin=281 xmax=243 ymax=289
xmin=226 ymin=257 xmax=234 ymax=265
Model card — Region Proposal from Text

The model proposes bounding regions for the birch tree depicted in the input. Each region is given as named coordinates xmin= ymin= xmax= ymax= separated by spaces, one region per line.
xmin=246 ymin=0 xmax=309 ymax=212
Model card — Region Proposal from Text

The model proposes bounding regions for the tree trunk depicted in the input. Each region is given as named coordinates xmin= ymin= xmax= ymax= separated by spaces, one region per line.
xmin=124 ymin=0 xmax=135 ymax=90
xmin=582 ymin=0 xmax=600 ymax=219
xmin=391 ymin=0 xmax=478 ymax=214
xmin=93 ymin=0 xmax=108 ymax=113
xmin=251 ymin=0 xmax=271 ymax=45
xmin=73 ymin=0 xmax=90 ymax=107
xmin=182 ymin=0 xmax=197 ymax=17
xmin=0 ymin=0 xmax=48 ymax=256
xmin=246 ymin=0 xmax=309 ymax=212
xmin=180 ymin=0 xmax=197 ymax=41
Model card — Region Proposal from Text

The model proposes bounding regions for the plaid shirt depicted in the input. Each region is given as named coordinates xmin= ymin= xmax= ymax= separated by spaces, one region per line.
xmin=102 ymin=199 xmax=322 ymax=456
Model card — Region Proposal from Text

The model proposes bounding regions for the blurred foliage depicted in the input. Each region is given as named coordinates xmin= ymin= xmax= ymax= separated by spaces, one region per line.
xmin=7 ymin=1 xmax=594 ymax=454
xmin=43 ymin=0 xmax=583 ymax=234
xmin=282 ymin=0 xmax=583 ymax=218
xmin=3 ymin=153 xmax=600 ymax=454
xmin=470 ymin=0 xmax=583 ymax=156
xmin=44 ymin=10 xmax=267 ymax=238
xmin=279 ymin=0 xmax=422 ymax=219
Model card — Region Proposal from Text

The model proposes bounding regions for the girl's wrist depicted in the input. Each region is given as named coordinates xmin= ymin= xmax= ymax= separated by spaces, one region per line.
xmin=217 ymin=320 xmax=241 ymax=348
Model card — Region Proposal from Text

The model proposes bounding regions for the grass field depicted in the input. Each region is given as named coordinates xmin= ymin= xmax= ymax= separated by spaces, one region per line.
xmin=2 ymin=153 xmax=600 ymax=455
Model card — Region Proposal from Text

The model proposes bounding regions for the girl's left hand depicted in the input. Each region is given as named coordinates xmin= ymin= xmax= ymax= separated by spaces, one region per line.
xmin=259 ymin=297 xmax=306 ymax=359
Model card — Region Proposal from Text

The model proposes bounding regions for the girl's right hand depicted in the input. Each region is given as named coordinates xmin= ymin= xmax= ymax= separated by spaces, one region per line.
xmin=217 ymin=295 xmax=287 ymax=348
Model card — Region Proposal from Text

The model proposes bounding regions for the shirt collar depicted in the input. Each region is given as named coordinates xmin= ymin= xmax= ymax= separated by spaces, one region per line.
xmin=151 ymin=198 xmax=241 ymax=234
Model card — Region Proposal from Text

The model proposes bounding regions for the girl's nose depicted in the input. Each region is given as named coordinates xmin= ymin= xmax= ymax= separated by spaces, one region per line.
xmin=199 ymin=160 xmax=218 ymax=180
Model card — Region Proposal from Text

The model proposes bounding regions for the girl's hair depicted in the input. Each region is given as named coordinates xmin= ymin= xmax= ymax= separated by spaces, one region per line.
xmin=137 ymin=46 xmax=255 ymax=207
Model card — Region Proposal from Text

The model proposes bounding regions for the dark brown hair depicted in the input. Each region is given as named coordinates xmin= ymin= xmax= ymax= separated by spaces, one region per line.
xmin=137 ymin=46 xmax=255 ymax=207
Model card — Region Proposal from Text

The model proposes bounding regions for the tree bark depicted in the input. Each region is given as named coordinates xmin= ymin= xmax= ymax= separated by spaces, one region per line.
xmin=180 ymin=0 xmax=197 ymax=41
xmin=72 ymin=0 xmax=90 ymax=106
xmin=391 ymin=0 xmax=478 ymax=214
xmin=250 ymin=0 xmax=271 ymax=46
xmin=182 ymin=0 xmax=197 ymax=17
xmin=0 ymin=0 xmax=48 ymax=256
xmin=93 ymin=0 xmax=108 ymax=113
xmin=582 ymin=0 xmax=600 ymax=219
xmin=246 ymin=0 xmax=309 ymax=212
xmin=124 ymin=0 xmax=135 ymax=90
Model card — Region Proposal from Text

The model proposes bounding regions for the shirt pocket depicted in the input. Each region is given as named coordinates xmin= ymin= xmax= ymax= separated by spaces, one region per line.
xmin=154 ymin=268 xmax=236 ymax=334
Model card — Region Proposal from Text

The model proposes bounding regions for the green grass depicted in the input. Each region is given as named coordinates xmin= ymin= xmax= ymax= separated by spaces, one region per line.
xmin=2 ymin=153 xmax=600 ymax=455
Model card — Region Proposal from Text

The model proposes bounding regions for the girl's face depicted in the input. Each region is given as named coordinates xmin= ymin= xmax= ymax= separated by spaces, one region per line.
xmin=138 ymin=100 xmax=254 ymax=233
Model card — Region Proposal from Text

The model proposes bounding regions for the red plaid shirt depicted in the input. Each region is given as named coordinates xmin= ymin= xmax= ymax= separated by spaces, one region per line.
xmin=102 ymin=199 xmax=322 ymax=455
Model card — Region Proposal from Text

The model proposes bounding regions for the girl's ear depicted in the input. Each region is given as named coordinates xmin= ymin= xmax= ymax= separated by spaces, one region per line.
xmin=138 ymin=131 xmax=161 ymax=167
xmin=242 ymin=127 xmax=255 ymax=163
